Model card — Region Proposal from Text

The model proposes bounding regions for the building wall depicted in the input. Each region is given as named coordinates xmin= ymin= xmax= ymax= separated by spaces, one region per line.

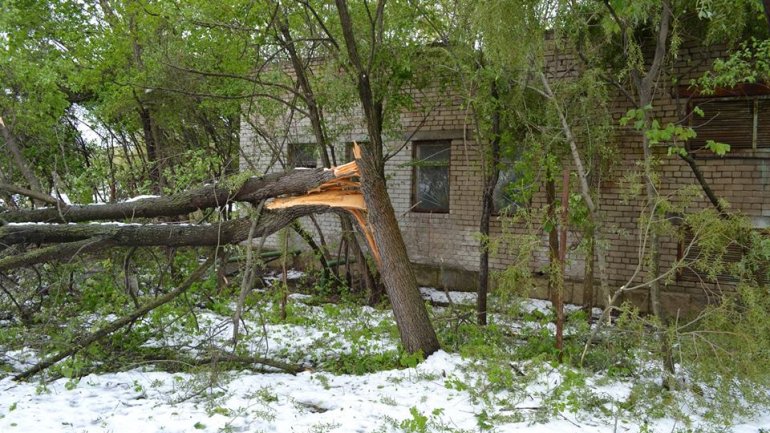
xmin=240 ymin=41 xmax=770 ymax=313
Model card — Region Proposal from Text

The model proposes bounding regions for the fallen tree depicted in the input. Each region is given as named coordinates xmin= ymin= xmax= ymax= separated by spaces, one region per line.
xmin=0 ymin=160 xmax=368 ymax=270
xmin=1 ymin=155 xmax=440 ymax=379
xmin=0 ymin=167 xmax=348 ymax=224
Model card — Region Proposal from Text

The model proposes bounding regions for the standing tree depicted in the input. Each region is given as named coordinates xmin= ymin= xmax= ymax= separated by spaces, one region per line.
xmin=332 ymin=0 xmax=440 ymax=355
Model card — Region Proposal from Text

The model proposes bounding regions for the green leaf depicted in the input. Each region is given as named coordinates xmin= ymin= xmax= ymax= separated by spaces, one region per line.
xmin=693 ymin=106 xmax=705 ymax=117
xmin=705 ymin=140 xmax=731 ymax=156
xmin=667 ymin=146 xmax=688 ymax=157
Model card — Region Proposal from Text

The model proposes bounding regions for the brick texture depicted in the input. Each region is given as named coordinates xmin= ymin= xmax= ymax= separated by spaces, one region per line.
xmin=240 ymin=41 xmax=770 ymax=311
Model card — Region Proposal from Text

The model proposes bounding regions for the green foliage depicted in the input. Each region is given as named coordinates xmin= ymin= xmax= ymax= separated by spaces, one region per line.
xmin=622 ymin=105 xmax=732 ymax=158
xmin=676 ymin=282 xmax=770 ymax=422
xmin=699 ymin=38 xmax=770 ymax=91
xmin=399 ymin=407 xmax=429 ymax=433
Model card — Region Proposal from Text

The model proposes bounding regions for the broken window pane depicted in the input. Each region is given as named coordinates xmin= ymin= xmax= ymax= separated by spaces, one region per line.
xmin=493 ymin=167 xmax=520 ymax=215
xmin=412 ymin=142 xmax=450 ymax=212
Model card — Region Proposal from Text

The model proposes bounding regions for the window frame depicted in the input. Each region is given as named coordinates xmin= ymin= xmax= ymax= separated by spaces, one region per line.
xmin=411 ymin=140 xmax=451 ymax=214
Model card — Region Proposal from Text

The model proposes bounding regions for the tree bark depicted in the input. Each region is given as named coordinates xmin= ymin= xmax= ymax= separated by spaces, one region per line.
xmin=678 ymin=152 xmax=728 ymax=217
xmin=0 ymin=168 xmax=340 ymax=223
xmin=583 ymin=225 xmax=595 ymax=314
xmin=335 ymin=0 xmax=440 ymax=356
xmin=546 ymin=172 xmax=560 ymax=303
xmin=138 ymin=106 xmax=162 ymax=194
xmin=477 ymin=81 xmax=501 ymax=326
xmin=0 ymin=165 xmax=361 ymax=272
xmin=0 ymin=208 xmax=329 ymax=272
xmin=0 ymin=182 xmax=61 ymax=206
xmin=555 ymin=167 xmax=569 ymax=360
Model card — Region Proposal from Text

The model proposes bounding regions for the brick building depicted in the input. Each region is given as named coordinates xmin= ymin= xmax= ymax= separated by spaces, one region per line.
xmin=240 ymin=41 xmax=770 ymax=313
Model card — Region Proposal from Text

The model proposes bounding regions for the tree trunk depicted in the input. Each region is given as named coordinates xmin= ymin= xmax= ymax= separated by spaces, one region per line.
xmin=539 ymin=72 xmax=610 ymax=307
xmin=1 ymin=167 xmax=341 ymax=223
xmin=631 ymin=0 xmax=675 ymax=382
xmin=138 ymin=106 xmax=162 ymax=194
xmin=0 ymin=117 xmax=45 ymax=202
xmin=0 ymin=165 xmax=359 ymax=272
xmin=555 ymin=167 xmax=569 ymax=360
xmin=335 ymin=0 xmax=440 ymax=356
xmin=356 ymin=156 xmax=439 ymax=355
xmin=546 ymin=172 xmax=560 ymax=304
xmin=477 ymin=81 xmax=502 ymax=326
xmin=583 ymin=225 xmax=595 ymax=315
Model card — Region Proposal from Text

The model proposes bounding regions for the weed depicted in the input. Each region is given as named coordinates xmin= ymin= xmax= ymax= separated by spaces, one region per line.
xmin=314 ymin=374 xmax=331 ymax=390
xmin=399 ymin=407 xmax=429 ymax=433
xmin=307 ymin=421 xmax=342 ymax=433
xmin=252 ymin=386 xmax=278 ymax=403
xmin=380 ymin=395 xmax=398 ymax=406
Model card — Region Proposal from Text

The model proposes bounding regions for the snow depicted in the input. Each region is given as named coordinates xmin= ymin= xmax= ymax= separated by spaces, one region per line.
xmin=123 ymin=195 xmax=160 ymax=203
xmin=1 ymin=288 xmax=769 ymax=433
xmin=264 ymin=269 xmax=305 ymax=282
xmin=0 ymin=353 xmax=469 ymax=433
xmin=419 ymin=287 xmax=476 ymax=305
xmin=1 ymin=347 xmax=39 ymax=372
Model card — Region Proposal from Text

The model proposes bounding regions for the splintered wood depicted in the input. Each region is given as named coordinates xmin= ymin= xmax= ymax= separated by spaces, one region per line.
xmin=266 ymin=143 xmax=381 ymax=265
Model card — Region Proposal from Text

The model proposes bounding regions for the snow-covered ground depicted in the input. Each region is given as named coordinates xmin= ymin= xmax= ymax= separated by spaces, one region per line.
xmin=1 ymin=288 xmax=769 ymax=433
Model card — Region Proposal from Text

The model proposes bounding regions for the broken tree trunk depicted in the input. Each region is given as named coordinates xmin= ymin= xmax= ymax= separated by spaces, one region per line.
xmin=334 ymin=0 xmax=441 ymax=357
xmin=0 ymin=168 xmax=346 ymax=223
xmin=0 ymin=159 xmax=365 ymax=272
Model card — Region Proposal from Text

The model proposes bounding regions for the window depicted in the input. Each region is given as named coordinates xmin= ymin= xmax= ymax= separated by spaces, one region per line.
xmin=412 ymin=141 xmax=450 ymax=212
xmin=493 ymin=168 xmax=520 ymax=215
xmin=689 ymin=96 xmax=770 ymax=151
xmin=289 ymin=143 xmax=317 ymax=168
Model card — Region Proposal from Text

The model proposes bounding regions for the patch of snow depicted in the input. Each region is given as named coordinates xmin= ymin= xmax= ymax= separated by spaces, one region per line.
xmin=288 ymin=293 xmax=313 ymax=301
xmin=1 ymin=295 xmax=769 ymax=433
xmin=123 ymin=195 xmax=160 ymax=203
xmin=419 ymin=287 xmax=476 ymax=305
xmin=1 ymin=347 xmax=40 ymax=371
xmin=2 ymin=353 xmax=767 ymax=433
xmin=518 ymin=298 xmax=602 ymax=317
xmin=264 ymin=270 xmax=305 ymax=282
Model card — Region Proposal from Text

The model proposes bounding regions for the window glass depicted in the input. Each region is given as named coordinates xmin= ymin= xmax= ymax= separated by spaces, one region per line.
xmin=493 ymin=167 xmax=520 ymax=215
xmin=412 ymin=142 xmax=450 ymax=212
xmin=289 ymin=143 xmax=317 ymax=168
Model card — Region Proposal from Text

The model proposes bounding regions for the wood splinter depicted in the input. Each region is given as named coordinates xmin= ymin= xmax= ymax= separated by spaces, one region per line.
xmin=266 ymin=144 xmax=381 ymax=265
